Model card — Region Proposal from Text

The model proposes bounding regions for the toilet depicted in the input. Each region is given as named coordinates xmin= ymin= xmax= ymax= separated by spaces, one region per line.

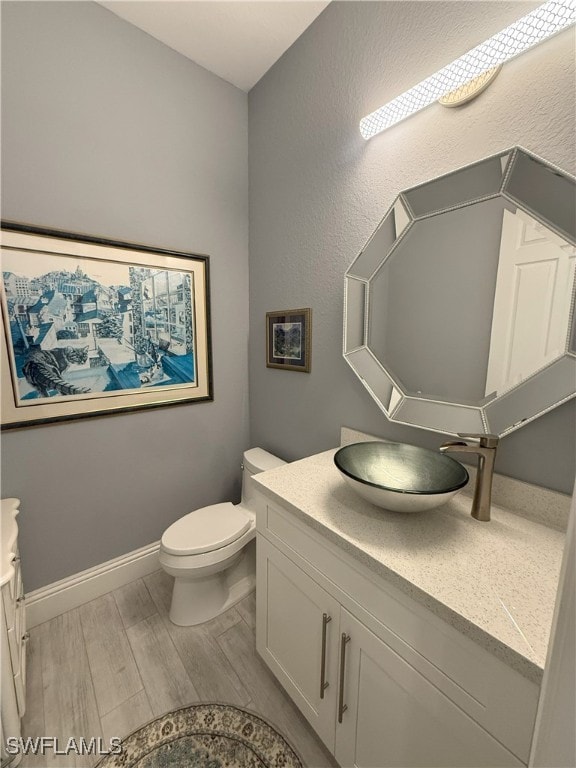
xmin=159 ymin=448 xmax=286 ymax=626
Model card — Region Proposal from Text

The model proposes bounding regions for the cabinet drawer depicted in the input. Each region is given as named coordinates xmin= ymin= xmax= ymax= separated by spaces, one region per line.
xmin=7 ymin=554 xmax=21 ymax=604
xmin=2 ymin=588 xmax=15 ymax=637
xmin=261 ymin=501 xmax=538 ymax=763
xmin=2 ymin=556 xmax=22 ymax=633
xmin=13 ymin=557 xmax=22 ymax=606
xmin=6 ymin=599 xmax=25 ymax=673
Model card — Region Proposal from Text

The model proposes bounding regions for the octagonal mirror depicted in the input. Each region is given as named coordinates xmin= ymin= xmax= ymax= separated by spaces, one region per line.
xmin=344 ymin=147 xmax=576 ymax=437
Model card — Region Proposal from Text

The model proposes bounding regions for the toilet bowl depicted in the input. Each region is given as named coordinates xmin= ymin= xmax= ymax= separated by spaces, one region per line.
xmin=159 ymin=448 xmax=285 ymax=626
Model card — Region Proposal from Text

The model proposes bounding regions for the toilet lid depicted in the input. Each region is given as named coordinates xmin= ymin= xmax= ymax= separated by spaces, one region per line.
xmin=161 ymin=502 xmax=251 ymax=556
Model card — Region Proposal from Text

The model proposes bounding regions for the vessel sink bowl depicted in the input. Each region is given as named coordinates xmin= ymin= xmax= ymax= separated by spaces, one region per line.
xmin=334 ymin=442 xmax=469 ymax=513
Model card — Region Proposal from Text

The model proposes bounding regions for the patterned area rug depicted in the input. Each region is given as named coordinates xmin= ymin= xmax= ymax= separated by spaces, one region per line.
xmin=96 ymin=703 xmax=303 ymax=768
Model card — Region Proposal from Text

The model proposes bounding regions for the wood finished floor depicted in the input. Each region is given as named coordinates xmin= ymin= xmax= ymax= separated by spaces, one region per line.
xmin=21 ymin=570 xmax=337 ymax=768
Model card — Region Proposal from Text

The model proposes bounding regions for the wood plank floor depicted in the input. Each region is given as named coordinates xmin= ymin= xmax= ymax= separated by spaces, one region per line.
xmin=21 ymin=571 xmax=337 ymax=768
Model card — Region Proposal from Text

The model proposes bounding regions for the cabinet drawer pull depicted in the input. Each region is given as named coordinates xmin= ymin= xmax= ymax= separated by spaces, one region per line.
xmin=338 ymin=633 xmax=351 ymax=723
xmin=319 ymin=613 xmax=332 ymax=699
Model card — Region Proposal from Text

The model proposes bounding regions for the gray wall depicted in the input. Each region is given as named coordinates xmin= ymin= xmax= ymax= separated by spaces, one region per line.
xmin=249 ymin=0 xmax=576 ymax=494
xmin=1 ymin=1 xmax=249 ymax=591
xmin=371 ymin=198 xmax=505 ymax=401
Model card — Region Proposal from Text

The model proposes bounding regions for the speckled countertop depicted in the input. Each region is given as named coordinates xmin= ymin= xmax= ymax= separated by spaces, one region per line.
xmin=253 ymin=448 xmax=567 ymax=685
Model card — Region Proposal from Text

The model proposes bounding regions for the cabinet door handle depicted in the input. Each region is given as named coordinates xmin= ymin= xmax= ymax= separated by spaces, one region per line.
xmin=319 ymin=613 xmax=332 ymax=699
xmin=338 ymin=632 xmax=351 ymax=723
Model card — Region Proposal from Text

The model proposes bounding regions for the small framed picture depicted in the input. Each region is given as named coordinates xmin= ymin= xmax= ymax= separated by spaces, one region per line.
xmin=266 ymin=308 xmax=311 ymax=372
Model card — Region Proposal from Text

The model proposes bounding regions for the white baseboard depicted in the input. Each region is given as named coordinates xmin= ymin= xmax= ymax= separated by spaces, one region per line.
xmin=25 ymin=541 xmax=161 ymax=629
xmin=223 ymin=574 xmax=256 ymax=613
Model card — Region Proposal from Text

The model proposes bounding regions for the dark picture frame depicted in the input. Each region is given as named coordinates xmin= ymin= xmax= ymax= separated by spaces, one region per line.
xmin=266 ymin=308 xmax=311 ymax=372
xmin=1 ymin=222 xmax=213 ymax=430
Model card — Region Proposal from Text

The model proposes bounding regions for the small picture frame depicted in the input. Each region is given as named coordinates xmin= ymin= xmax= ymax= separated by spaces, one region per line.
xmin=266 ymin=308 xmax=311 ymax=372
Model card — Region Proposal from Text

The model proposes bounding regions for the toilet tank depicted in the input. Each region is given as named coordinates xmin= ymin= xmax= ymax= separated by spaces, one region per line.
xmin=241 ymin=448 xmax=286 ymax=507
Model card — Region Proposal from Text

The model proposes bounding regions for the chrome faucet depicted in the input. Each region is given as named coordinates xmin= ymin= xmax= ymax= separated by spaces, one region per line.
xmin=439 ymin=434 xmax=499 ymax=522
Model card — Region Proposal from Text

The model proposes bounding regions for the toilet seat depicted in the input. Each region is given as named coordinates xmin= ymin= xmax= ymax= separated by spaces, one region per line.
xmin=161 ymin=502 xmax=251 ymax=556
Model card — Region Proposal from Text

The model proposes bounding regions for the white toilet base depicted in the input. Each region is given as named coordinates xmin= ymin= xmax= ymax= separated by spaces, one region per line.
xmin=169 ymin=571 xmax=255 ymax=626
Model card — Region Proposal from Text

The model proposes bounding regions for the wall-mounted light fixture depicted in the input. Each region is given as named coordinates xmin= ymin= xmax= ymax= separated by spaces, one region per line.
xmin=360 ymin=0 xmax=576 ymax=140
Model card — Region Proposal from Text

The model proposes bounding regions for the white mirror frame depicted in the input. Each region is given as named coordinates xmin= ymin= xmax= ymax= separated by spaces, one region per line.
xmin=343 ymin=147 xmax=576 ymax=437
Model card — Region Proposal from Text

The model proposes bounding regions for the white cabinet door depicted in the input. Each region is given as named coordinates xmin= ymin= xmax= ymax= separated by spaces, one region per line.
xmin=335 ymin=609 xmax=523 ymax=768
xmin=256 ymin=537 xmax=340 ymax=748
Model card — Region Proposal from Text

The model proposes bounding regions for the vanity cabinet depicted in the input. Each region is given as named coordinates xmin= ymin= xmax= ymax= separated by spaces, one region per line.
xmin=256 ymin=497 xmax=539 ymax=768
xmin=1 ymin=499 xmax=27 ymax=768
xmin=334 ymin=608 xmax=520 ymax=768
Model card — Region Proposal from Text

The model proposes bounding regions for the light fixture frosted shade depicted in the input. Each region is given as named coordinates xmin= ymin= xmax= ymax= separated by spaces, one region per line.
xmin=360 ymin=0 xmax=576 ymax=139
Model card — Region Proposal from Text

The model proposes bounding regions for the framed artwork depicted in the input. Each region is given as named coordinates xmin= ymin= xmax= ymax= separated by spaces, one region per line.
xmin=0 ymin=223 xmax=213 ymax=430
xmin=266 ymin=308 xmax=311 ymax=372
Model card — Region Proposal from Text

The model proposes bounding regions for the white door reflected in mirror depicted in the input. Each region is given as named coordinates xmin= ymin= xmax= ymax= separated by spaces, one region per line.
xmin=486 ymin=209 xmax=576 ymax=397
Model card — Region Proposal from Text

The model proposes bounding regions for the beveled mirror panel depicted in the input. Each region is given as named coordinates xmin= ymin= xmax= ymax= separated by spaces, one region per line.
xmin=344 ymin=148 xmax=576 ymax=437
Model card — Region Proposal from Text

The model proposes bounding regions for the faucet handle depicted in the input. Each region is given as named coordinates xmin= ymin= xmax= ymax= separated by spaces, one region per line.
xmin=457 ymin=433 xmax=499 ymax=448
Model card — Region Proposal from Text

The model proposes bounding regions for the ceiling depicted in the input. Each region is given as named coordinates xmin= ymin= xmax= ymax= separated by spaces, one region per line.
xmin=98 ymin=1 xmax=330 ymax=92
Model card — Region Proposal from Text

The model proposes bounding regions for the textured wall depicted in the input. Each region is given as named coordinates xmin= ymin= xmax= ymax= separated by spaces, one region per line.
xmin=1 ymin=1 xmax=249 ymax=590
xmin=249 ymin=1 xmax=576 ymax=493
